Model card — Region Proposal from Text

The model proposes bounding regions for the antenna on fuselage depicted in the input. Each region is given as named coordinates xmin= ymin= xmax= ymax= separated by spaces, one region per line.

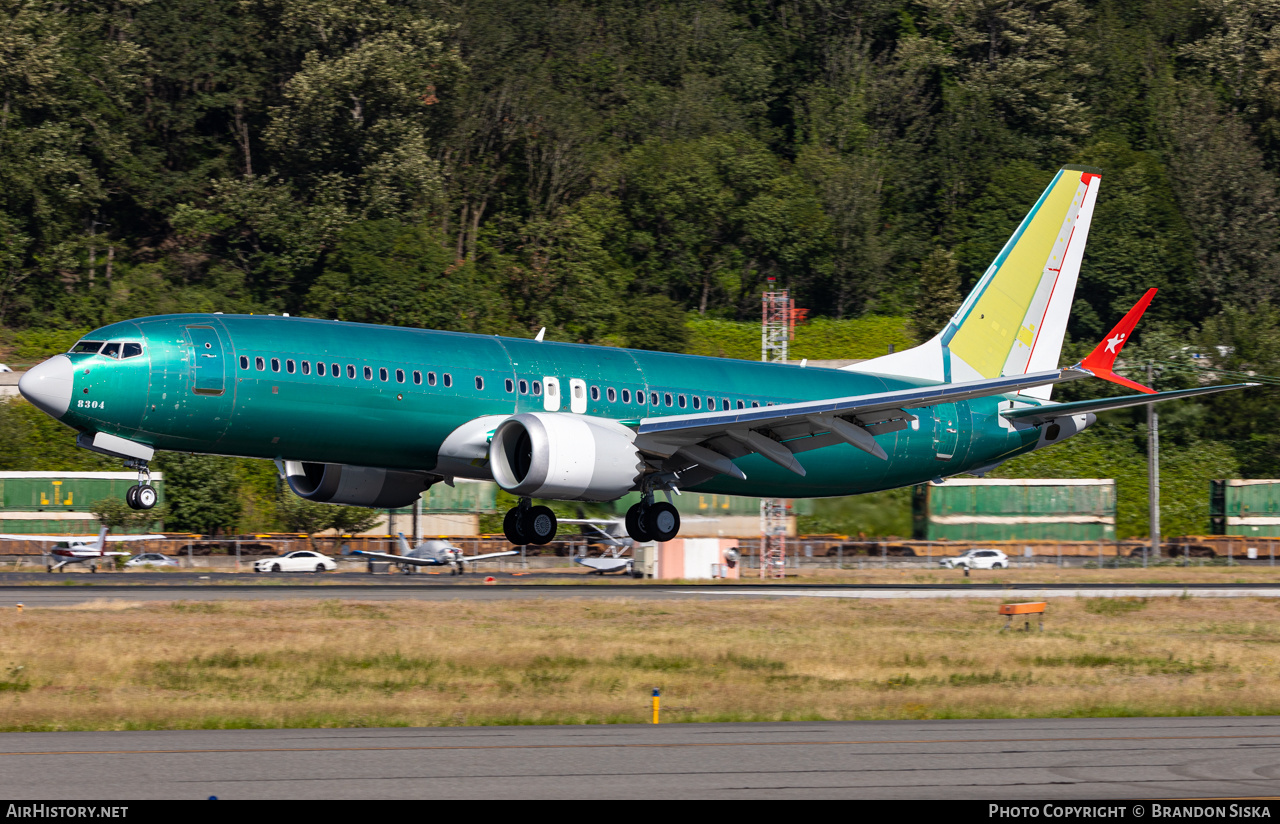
xmin=535 ymin=327 xmax=546 ymax=342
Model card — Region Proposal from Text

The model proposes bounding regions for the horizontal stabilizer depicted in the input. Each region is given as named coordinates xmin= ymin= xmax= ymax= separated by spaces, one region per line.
xmin=1078 ymin=287 xmax=1157 ymax=393
xmin=1001 ymin=384 xmax=1254 ymax=425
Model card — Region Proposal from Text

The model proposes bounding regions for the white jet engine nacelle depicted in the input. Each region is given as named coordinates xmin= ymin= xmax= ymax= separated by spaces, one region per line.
xmin=489 ymin=412 xmax=644 ymax=501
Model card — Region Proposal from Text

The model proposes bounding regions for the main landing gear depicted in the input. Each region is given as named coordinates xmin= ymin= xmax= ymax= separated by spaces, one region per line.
xmin=502 ymin=498 xmax=558 ymax=546
xmin=625 ymin=499 xmax=680 ymax=543
xmin=124 ymin=459 xmax=157 ymax=511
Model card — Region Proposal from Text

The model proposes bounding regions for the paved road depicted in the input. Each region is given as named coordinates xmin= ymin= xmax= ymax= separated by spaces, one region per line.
xmin=5 ymin=582 xmax=1280 ymax=607
xmin=2 ymin=717 xmax=1279 ymax=799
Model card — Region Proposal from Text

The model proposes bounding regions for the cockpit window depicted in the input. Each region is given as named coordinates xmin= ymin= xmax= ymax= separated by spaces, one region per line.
xmin=100 ymin=343 xmax=122 ymax=359
xmin=122 ymin=343 xmax=143 ymax=359
xmin=71 ymin=341 xmax=104 ymax=354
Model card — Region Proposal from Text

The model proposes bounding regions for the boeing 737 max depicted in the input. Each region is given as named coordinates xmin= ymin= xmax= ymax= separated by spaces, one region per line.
xmin=14 ymin=165 xmax=1252 ymax=545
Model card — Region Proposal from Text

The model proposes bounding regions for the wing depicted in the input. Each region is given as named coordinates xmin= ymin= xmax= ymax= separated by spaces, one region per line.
xmin=103 ymin=535 xmax=168 ymax=542
xmin=346 ymin=549 xmax=437 ymax=566
xmin=1001 ymin=384 xmax=1255 ymax=425
xmin=460 ymin=550 xmax=520 ymax=562
xmin=631 ymin=367 xmax=1089 ymax=481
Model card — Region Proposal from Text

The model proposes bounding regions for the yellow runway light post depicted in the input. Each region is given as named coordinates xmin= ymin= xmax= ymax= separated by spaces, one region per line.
xmin=652 ymin=688 xmax=660 ymax=724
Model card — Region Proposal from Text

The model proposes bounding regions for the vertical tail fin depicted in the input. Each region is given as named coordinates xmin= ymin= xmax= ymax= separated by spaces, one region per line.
xmin=397 ymin=532 xmax=412 ymax=555
xmin=95 ymin=526 xmax=108 ymax=551
xmin=846 ymin=164 xmax=1102 ymax=399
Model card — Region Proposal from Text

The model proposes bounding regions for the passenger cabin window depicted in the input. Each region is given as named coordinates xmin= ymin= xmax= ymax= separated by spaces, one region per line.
xmin=271 ymin=358 xmax=280 ymax=372
xmin=692 ymin=396 xmax=700 ymax=410
xmin=590 ymin=386 xmax=600 ymax=401
xmin=101 ymin=343 xmax=121 ymax=358
xmin=664 ymin=393 xmax=673 ymax=407
xmin=575 ymin=384 xmax=585 ymax=400
xmin=607 ymin=387 xmax=616 ymax=402
xmin=678 ymin=394 xmax=687 ymax=408
xmin=71 ymin=341 xmax=104 ymax=354
xmin=122 ymin=343 xmax=143 ymax=358
xmin=331 ymin=363 xmax=339 ymax=377
xmin=532 ymin=381 xmax=542 ymax=395
xmin=301 ymin=361 xmax=311 ymax=375
xmin=346 ymin=365 xmax=356 ymax=379
xmin=475 ymin=376 xmax=484 ymax=391
xmin=363 ymin=366 xmax=372 ymax=380
xmin=427 ymin=372 xmax=437 ymax=386
xmin=255 ymin=357 xmax=265 ymax=371
xmin=751 ymin=401 xmax=760 ymax=408
xmin=621 ymin=389 xmax=630 ymax=403
xmin=286 ymin=359 xmax=295 ymax=374
xmin=317 ymin=362 xmax=326 ymax=376
xmin=650 ymin=392 xmax=659 ymax=405
xmin=443 ymin=373 xmax=452 ymax=388
xmin=737 ymin=400 xmax=745 ymax=409
xmin=722 ymin=398 xmax=730 ymax=410
xmin=379 ymin=367 xmax=388 ymax=382
xmin=504 ymin=378 xmax=514 ymax=393
xmin=395 ymin=369 xmax=404 ymax=383
xmin=239 ymin=356 xmax=249 ymax=370
xmin=412 ymin=371 xmax=422 ymax=385
xmin=519 ymin=379 xmax=528 ymax=394
xmin=707 ymin=396 xmax=715 ymax=410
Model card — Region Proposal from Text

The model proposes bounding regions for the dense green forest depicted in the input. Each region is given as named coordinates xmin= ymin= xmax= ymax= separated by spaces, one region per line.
xmin=5 ymin=0 xmax=1280 ymax=537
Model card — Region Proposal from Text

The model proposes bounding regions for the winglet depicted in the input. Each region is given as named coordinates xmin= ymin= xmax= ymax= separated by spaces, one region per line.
xmin=1078 ymin=288 xmax=1157 ymax=394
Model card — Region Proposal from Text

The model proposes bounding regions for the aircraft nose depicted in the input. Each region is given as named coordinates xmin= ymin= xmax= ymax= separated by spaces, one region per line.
xmin=18 ymin=355 xmax=73 ymax=419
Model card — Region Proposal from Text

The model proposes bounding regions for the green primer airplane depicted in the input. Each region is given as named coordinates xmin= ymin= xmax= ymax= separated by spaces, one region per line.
xmin=16 ymin=165 xmax=1251 ymax=545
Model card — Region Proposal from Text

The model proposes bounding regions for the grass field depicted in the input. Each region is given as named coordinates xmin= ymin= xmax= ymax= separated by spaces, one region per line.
xmin=2 ymin=596 xmax=1280 ymax=730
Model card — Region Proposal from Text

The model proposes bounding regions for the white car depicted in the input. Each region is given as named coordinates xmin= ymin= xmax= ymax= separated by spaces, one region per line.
xmin=124 ymin=552 xmax=178 ymax=568
xmin=939 ymin=549 xmax=1009 ymax=569
xmin=254 ymin=550 xmax=337 ymax=573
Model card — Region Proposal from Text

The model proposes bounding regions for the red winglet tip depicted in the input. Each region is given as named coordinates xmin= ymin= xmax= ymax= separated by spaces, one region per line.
xmin=1091 ymin=368 xmax=1157 ymax=395
xmin=1081 ymin=288 xmax=1157 ymax=372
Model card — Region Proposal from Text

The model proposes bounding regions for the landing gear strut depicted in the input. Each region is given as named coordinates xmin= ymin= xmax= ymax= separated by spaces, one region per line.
xmin=124 ymin=459 xmax=157 ymax=511
xmin=625 ymin=497 xmax=680 ymax=543
xmin=502 ymin=498 xmax=558 ymax=546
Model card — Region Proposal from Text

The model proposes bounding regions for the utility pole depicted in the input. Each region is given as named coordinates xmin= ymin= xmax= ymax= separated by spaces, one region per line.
xmin=1148 ymin=362 xmax=1160 ymax=561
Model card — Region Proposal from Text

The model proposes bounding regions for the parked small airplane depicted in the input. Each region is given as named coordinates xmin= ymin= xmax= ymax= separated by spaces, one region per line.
xmin=342 ymin=533 xmax=518 ymax=575
xmin=0 ymin=527 xmax=167 ymax=572
xmin=556 ymin=518 xmax=638 ymax=575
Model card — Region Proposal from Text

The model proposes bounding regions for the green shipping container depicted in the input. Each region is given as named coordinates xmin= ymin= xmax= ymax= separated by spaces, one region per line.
xmin=615 ymin=491 xmax=814 ymax=517
xmin=1210 ymin=480 xmax=1280 ymax=536
xmin=387 ymin=481 xmax=498 ymax=515
xmin=0 ymin=472 xmax=166 ymax=535
xmin=913 ymin=478 xmax=1115 ymax=541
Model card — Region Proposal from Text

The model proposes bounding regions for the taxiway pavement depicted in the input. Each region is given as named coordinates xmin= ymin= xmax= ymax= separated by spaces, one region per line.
xmin=2 ymin=717 xmax=1278 ymax=799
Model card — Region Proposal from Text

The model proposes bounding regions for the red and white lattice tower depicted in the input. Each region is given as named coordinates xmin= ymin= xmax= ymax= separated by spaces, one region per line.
xmin=760 ymin=284 xmax=794 ymax=579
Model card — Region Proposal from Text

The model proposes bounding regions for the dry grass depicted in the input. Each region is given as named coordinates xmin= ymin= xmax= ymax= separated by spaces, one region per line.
xmin=1 ymin=596 xmax=1280 ymax=730
xmin=792 ymin=564 xmax=1280 ymax=585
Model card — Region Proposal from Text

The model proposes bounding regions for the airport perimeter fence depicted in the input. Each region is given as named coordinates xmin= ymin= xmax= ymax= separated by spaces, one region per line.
xmin=4 ymin=533 xmax=1279 ymax=571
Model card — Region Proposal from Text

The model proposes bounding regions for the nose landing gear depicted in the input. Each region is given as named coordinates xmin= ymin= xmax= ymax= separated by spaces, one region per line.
xmin=502 ymin=498 xmax=558 ymax=546
xmin=124 ymin=460 xmax=157 ymax=511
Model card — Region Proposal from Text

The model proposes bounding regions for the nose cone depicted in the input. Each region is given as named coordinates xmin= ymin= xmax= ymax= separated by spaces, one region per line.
xmin=19 ymin=355 xmax=73 ymax=419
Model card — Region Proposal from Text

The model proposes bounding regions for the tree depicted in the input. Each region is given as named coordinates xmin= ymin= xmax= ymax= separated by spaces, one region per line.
xmin=153 ymin=454 xmax=242 ymax=536
xmin=910 ymin=249 xmax=961 ymax=342
xmin=276 ymin=493 xmax=381 ymax=551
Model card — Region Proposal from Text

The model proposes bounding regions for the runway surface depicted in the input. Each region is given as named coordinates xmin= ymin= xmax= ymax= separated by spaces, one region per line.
xmin=4 ymin=581 xmax=1280 ymax=607
xmin=3 ymin=717 xmax=1279 ymax=799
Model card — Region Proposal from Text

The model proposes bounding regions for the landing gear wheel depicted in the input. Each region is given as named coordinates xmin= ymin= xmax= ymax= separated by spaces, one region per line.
xmin=135 ymin=486 xmax=157 ymax=510
xmin=625 ymin=504 xmax=653 ymax=543
xmin=646 ymin=502 xmax=681 ymax=542
xmin=503 ymin=507 xmax=528 ymax=545
xmin=522 ymin=506 xmax=558 ymax=545
xmin=126 ymin=485 xmax=140 ymax=510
